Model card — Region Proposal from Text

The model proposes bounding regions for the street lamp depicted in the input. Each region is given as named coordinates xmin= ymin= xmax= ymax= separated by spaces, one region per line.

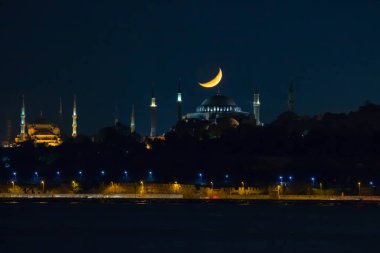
xmin=210 ymin=181 xmax=214 ymax=190
xmin=311 ymin=177 xmax=315 ymax=187
xmin=279 ymin=176 xmax=283 ymax=185
xmin=225 ymin=174 xmax=230 ymax=184
xmin=173 ymin=181 xmax=179 ymax=192
xmin=198 ymin=173 xmax=203 ymax=184
xmin=139 ymin=180 xmax=144 ymax=194
xmin=358 ymin=182 xmax=361 ymax=196
xmin=11 ymin=181 xmax=15 ymax=190
xmin=41 ymin=180 xmax=45 ymax=193
xmin=147 ymin=170 xmax=153 ymax=181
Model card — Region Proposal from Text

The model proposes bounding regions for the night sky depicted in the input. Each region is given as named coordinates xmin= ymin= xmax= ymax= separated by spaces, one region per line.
xmin=1 ymin=0 xmax=380 ymax=137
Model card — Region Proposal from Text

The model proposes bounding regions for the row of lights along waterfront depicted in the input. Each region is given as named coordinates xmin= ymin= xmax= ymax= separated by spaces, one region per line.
xmin=6 ymin=170 xmax=376 ymax=191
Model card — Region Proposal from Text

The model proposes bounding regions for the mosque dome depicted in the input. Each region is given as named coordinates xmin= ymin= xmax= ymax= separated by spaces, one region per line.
xmin=196 ymin=94 xmax=241 ymax=113
xmin=200 ymin=94 xmax=237 ymax=107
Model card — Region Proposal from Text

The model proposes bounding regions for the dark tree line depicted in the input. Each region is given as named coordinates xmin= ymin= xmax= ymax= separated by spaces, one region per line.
xmin=2 ymin=103 xmax=380 ymax=187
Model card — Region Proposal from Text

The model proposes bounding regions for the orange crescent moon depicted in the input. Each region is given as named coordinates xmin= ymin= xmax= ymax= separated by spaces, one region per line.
xmin=199 ymin=68 xmax=222 ymax=88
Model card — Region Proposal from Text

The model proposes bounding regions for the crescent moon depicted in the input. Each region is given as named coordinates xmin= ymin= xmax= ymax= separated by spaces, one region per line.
xmin=199 ymin=68 xmax=222 ymax=88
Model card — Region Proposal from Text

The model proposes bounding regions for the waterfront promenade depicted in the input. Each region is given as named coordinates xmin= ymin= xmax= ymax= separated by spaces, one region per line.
xmin=1 ymin=193 xmax=380 ymax=201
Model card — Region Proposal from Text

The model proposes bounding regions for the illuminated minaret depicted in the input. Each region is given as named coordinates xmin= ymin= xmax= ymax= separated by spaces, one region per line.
xmin=130 ymin=104 xmax=135 ymax=134
xmin=150 ymin=88 xmax=157 ymax=137
xmin=177 ymin=80 xmax=182 ymax=121
xmin=253 ymin=89 xmax=261 ymax=126
xmin=72 ymin=95 xmax=77 ymax=138
xmin=20 ymin=95 xmax=26 ymax=138
xmin=288 ymin=82 xmax=295 ymax=113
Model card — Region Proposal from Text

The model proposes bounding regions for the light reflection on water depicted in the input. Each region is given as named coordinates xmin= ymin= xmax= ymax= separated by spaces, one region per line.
xmin=5 ymin=201 xmax=19 ymax=204
xmin=319 ymin=202 xmax=338 ymax=207
xmin=135 ymin=200 xmax=149 ymax=205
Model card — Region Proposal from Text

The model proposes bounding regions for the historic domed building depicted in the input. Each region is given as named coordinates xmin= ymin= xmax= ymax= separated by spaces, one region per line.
xmin=15 ymin=114 xmax=63 ymax=147
xmin=184 ymin=94 xmax=251 ymax=121
xmin=14 ymin=95 xmax=78 ymax=147
xmin=27 ymin=116 xmax=63 ymax=146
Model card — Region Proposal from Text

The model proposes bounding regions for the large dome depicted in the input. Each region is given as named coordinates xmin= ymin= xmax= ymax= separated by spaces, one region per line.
xmin=197 ymin=94 xmax=242 ymax=113
xmin=200 ymin=94 xmax=237 ymax=107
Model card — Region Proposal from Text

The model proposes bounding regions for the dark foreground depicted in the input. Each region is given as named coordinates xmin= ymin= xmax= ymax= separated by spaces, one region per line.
xmin=1 ymin=200 xmax=380 ymax=253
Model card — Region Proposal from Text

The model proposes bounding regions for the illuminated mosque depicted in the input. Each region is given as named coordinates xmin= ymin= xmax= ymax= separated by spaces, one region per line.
xmin=9 ymin=68 xmax=294 ymax=145
xmin=15 ymin=95 xmax=78 ymax=147
xmin=185 ymin=93 xmax=252 ymax=121
xmin=147 ymin=68 xmax=263 ymax=138
xmin=183 ymin=68 xmax=264 ymax=126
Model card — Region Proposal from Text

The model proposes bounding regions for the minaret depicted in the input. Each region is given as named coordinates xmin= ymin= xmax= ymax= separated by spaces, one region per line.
xmin=253 ymin=89 xmax=261 ymax=126
xmin=114 ymin=105 xmax=120 ymax=126
xmin=177 ymin=80 xmax=182 ymax=121
xmin=72 ymin=95 xmax=77 ymax=138
xmin=150 ymin=88 xmax=157 ymax=137
xmin=20 ymin=95 xmax=26 ymax=139
xmin=288 ymin=82 xmax=295 ymax=113
xmin=6 ymin=118 xmax=12 ymax=144
xmin=130 ymin=104 xmax=135 ymax=134
xmin=59 ymin=97 xmax=63 ymax=132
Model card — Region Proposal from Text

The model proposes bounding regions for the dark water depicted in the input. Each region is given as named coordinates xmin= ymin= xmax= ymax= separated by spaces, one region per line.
xmin=1 ymin=199 xmax=380 ymax=253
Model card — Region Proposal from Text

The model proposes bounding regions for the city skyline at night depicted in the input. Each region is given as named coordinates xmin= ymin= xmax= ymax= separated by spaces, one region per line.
xmin=3 ymin=2 xmax=380 ymax=253
xmin=1 ymin=0 xmax=380 ymax=138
